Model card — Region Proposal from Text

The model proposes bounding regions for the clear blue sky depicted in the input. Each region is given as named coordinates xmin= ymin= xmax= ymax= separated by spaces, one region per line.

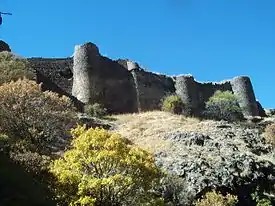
xmin=1 ymin=0 xmax=275 ymax=108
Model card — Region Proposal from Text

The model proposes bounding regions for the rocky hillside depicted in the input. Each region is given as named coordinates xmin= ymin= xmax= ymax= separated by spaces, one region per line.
xmin=112 ymin=111 xmax=275 ymax=205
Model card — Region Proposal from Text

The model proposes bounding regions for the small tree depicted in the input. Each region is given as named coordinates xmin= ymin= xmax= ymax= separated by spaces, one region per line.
xmin=162 ymin=95 xmax=185 ymax=115
xmin=203 ymin=91 xmax=244 ymax=122
xmin=195 ymin=190 xmax=238 ymax=206
xmin=50 ymin=125 xmax=163 ymax=206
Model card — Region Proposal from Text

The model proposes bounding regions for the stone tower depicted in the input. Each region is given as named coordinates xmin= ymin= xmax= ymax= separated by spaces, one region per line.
xmin=175 ymin=75 xmax=200 ymax=115
xmin=72 ymin=42 xmax=101 ymax=104
xmin=230 ymin=76 xmax=259 ymax=116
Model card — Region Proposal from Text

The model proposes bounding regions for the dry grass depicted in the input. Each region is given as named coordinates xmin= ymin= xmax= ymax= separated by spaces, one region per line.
xmin=112 ymin=110 xmax=275 ymax=167
xmin=112 ymin=111 xmax=201 ymax=152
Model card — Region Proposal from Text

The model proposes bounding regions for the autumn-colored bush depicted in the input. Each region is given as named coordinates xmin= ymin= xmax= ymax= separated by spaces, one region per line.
xmin=162 ymin=95 xmax=185 ymax=115
xmin=263 ymin=123 xmax=275 ymax=147
xmin=195 ymin=190 xmax=238 ymax=206
xmin=0 ymin=79 xmax=77 ymax=173
xmin=50 ymin=125 xmax=164 ymax=206
xmin=0 ymin=52 xmax=34 ymax=85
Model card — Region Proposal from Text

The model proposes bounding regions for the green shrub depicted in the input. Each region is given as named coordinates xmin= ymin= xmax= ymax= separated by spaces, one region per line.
xmin=50 ymin=125 xmax=164 ymax=206
xmin=195 ymin=190 xmax=238 ymax=206
xmin=0 ymin=52 xmax=34 ymax=85
xmin=203 ymin=90 xmax=244 ymax=122
xmin=84 ymin=102 xmax=107 ymax=117
xmin=162 ymin=95 xmax=185 ymax=115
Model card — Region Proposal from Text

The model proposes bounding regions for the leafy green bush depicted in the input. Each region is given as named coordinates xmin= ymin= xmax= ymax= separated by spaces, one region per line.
xmin=162 ymin=95 xmax=185 ymax=115
xmin=50 ymin=125 xmax=164 ymax=206
xmin=0 ymin=52 xmax=34 ymax=85
xmin=84 ymin=102 xmax=107 ymax=117
xmin=195 ymin=190 xmax=238 ymax=206
xmin=203 ymin=91 xmax=244 ymax=122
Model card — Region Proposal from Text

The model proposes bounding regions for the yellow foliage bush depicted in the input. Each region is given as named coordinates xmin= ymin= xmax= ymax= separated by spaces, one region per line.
xmin=0 ymin=52 xmax=34 ymax=85
xmin=263 ymin=123 xmax=275 ymax=147
xmin=50 ymin=125 xmax=163 ymax=206
xmin=195 ymin=190 xmax=238 ymax=206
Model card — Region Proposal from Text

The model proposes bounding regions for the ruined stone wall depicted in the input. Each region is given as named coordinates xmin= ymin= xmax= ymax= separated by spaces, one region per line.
xmin=131 ymin=68 xmax=175 ymax=111
xmin=71 ymin=43 xmax=176 ymax=113
xmin=72 ymin=43 xmax=138 ymax=113
xmin=27 ymin=57 xmax=83 ymax=111
xmin=174 ymin=74 xmax=260 ymax=116
xmin=26 ymin=42 xmax=263 ymax=116
xmin=27 ymin=57 xmax=73 ymax=94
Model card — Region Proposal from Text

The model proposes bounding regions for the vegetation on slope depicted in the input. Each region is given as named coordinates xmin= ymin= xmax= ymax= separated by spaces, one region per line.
xmin=0 ymin=52 xmax=34 ymax=85
xmin=50 ymin=125 xmax=164 ymax=206
xmin=0 ymin=52 xmax=274 ymax=205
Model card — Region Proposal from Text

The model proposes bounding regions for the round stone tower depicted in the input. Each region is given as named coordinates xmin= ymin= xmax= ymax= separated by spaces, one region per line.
xmin=175 ymin=75 xmax=200 ymax=115
xmin=230 ymin=76 xmax=259 ymax=116
xmin=72 ymin=42 xmax=101 ymax=103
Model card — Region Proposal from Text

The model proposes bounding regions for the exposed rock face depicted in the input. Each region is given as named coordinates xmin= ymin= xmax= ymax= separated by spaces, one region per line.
xmin=155 ymin=121 xmax=274 ymax=205
xmin=0 ymin=40 xmax=11 ymax=52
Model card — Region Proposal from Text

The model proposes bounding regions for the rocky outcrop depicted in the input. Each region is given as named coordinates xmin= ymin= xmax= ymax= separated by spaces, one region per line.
xmin=155 ymin=121 xmax=275 ymax=205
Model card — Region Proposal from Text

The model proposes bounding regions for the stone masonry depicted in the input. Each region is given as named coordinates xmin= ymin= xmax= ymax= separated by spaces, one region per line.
xmin=26 ymin=42 xmax=263 ymax=116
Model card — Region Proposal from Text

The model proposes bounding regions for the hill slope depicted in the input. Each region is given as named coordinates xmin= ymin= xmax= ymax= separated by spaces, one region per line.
xmin=113 ymin=111 xmax=275 ymax=205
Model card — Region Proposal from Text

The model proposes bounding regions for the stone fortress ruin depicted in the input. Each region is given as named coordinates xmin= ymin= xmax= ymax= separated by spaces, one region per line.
xmin=26 ymin=42 xmax=263 ymax=116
